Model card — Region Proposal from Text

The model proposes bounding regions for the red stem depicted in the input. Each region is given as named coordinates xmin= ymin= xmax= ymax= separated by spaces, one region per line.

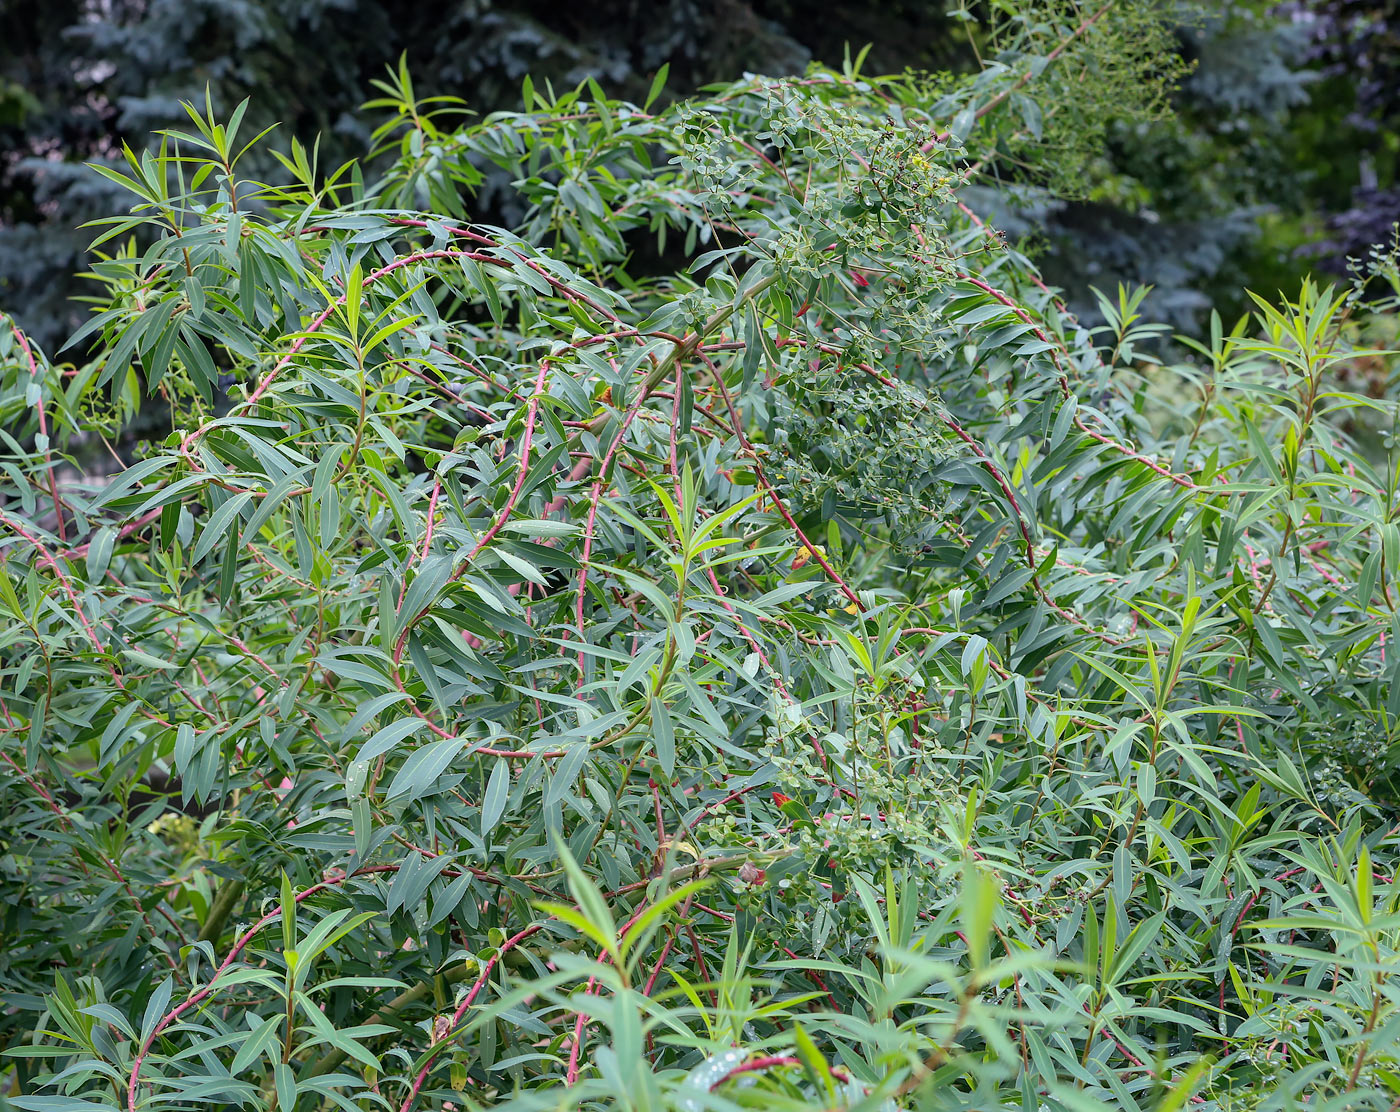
xmin=7 ymin=318 xmax=66 ymax=539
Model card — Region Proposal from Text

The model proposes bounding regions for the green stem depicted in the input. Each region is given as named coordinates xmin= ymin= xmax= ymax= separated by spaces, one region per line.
xmin=197 ymin=878 xmax=245 ymax=945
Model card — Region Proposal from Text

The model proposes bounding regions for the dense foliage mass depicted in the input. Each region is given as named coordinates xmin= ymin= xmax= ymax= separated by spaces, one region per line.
xmin=1 ymin=0 xmax=960 ymax=351
xmin=3 ymin=3 xmax=1400 ymax=1109
xmin=1 ymin=0 xmax=1386 ymax=350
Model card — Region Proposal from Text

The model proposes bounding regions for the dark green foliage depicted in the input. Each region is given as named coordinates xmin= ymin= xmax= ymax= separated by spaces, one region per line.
xmin=2 ymin=0 xmax=1376 ymax=351
xmin=3 ymin=4 xmax=1400 ymax=1109
xmin=1298 ymin=0 xmax=1400 ymax=267
xmin=0 ymin=0 xmax=822 ymax=350
xmin=987 ymin=1 xmax=1318 ymax=328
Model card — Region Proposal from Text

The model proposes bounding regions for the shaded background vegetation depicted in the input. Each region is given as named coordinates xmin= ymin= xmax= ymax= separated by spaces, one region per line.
xmin=1 ymin=0 xmax=1397 ymax=352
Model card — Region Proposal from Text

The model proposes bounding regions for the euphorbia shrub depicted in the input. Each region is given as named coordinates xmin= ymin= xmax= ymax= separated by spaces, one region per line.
xmin=3 ymin=7 xmax=1400 ymax=1110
